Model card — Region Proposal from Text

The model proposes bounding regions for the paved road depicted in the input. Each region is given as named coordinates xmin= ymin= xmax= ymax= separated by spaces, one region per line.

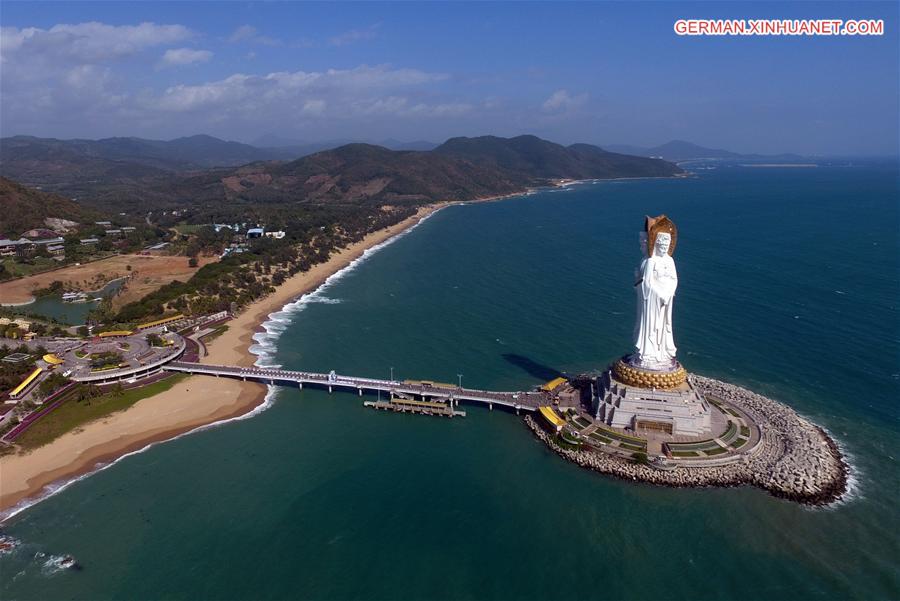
xmin=164 ymin=361 xmax=550 ymax=411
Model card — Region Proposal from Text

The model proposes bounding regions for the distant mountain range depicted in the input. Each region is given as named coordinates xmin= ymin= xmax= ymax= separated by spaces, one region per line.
xmin=252 ymin=134 xmax=437 ymax=152
xmin=0 ymin=134 xmax=681 ymax=214
xmin=604 ymin=140 xmax=805 ymax=162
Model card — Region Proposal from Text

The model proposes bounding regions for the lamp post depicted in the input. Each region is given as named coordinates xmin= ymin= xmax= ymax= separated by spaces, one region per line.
xmin=457 ymin=373 xmax=463 ymax=389
xmin=390 ymin=366 xmax=394 ymax=383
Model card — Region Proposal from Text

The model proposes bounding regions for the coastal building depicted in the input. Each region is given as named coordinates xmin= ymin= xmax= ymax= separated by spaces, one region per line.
xmin=0 ymin=237 xmax=64 ymax=257
xmin=265 ymin=230 xmax=286 ymax=239
xmin=80 ymin=238 xmax=99 ymax=246
xmin=247 ymin=227 xmax=265 ymax=238
xmin=95 ymin=221 xmax=112 ymax=228
xmin=0 ymin=238 xmax=28 ymax=256
xmin=47 ymin=243 xmax=66 ymax=259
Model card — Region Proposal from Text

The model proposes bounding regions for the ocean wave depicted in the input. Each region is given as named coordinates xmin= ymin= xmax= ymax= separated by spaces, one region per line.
xmin=246 ymin=208 xmax=440 ymax=367
xmin=821 ymin=425 xmax=863 ymax=509
xmin=0 ymin=209 xmax=439 ymax=524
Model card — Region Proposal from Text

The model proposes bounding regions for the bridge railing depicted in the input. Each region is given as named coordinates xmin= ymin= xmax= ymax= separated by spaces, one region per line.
xmin=164 ymin=362 xmax=549 ymax=408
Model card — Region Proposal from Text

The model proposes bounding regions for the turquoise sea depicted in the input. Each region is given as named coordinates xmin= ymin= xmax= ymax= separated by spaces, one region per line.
xmin=1 ymin=164 xmax=898 ymax=600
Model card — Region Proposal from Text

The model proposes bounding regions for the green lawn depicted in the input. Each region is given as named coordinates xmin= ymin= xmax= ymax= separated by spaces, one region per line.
xmin=14 ymin=375 xmax=187 ymax=451
xmin=619 ymin=442 xmax=645 ymax=452
xmin=704 ymin=447 xmax=728 ymax=456
xmin=594 ymin=425 xmax=647 ymax=447
xmin=672 ymin=450 xmax=700 ymax=457
xmin=1 ymin=257 xmax=59 ymax=279
xmin=173 ymin=223 xmax=206 ymax=235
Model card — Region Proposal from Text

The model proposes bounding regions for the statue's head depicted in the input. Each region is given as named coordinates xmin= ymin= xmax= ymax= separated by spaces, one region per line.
xmin=654 ymin=232 xmax=671 ymax=256
xmin=644 ymin=215 xmax=677 ymax=256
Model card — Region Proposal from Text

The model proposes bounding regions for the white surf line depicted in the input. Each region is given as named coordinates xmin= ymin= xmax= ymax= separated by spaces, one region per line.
xmin=0 ymin=209 xmax=442 ymax=524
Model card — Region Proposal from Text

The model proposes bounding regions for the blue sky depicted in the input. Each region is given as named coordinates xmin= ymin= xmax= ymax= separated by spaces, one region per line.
xmin=1 ymin=1 xmax=897 ymax=154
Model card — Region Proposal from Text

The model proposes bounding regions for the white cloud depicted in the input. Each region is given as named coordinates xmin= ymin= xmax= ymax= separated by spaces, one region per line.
xmin=160 ymin=47 xmax=213 ymax=67
xmin=329 ymin=23 xmax=380 ymax=47
xmin=227 ymin=25 xmax=281 ymax=46
xmin=0 ymin=21 xmax=192 ymax=64
xmin=155 ymin=65 xmax=449 ymax=113
xmin=0 ymin=20 xmax=475 ymax=140
xmin=542 ymin=89 xmax=588 ymax=112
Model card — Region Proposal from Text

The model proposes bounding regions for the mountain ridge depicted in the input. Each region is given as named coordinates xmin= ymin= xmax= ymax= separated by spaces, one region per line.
xmin=0 ymin=134 xmax=682 ymax=214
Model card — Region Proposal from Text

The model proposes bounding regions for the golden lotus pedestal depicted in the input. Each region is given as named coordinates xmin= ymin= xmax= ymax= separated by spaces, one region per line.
xmin=612 ymin=358 xmax=687 ymax=390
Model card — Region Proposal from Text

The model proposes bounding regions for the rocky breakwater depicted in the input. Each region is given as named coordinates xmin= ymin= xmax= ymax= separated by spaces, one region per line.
xmin=525 ymin=375 xmax=848 ymax=506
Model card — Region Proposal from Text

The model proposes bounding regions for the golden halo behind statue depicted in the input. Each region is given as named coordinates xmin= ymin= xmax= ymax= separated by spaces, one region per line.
xmin=645 ymin=214 xmax=677 ymax=256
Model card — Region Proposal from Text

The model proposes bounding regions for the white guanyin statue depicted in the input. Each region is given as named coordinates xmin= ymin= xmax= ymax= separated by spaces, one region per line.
xmin=632 ymin=215 xmax=678 ymax=370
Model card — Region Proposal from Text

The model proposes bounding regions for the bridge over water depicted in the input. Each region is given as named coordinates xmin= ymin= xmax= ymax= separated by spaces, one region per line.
xmin=163 ymin=361 xmax=550 ymax=412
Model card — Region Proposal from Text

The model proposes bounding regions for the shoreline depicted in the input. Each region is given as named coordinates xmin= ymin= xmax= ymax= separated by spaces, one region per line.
xmin=0 ymin=176 xmax=672 ymax=520
xmin=523 ymin=375 xmax=850 ymax=507
xmin=0 ymin=204 xmax=444 ymax=520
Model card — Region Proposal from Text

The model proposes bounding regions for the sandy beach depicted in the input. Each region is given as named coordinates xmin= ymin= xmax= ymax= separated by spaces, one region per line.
xmin=0 ymin=205 xmax=439 ymax=518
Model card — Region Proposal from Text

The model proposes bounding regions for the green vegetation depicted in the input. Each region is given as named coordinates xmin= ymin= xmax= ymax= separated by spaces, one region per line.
xmin=555 ymin=432 xmax=581 ymax=450
xmin=4 ymin=135 xmax=681 ymax=321
xmin=704 ymin=447 xmax=728 ymax=456
xmin=112 ymin=204 xmax=414 ymax=324
xmin=0 ymin=343 xmax=36 ymax=392
xmin=588 ymin=432 xmax=612 ymax=444
xmin=672 ymin=450 xmax=700 ymax=458
xmin=631 ymin=451 xmax=649 ymax=465
xmin=36 ymin=371 xmax=70 ymax=399
xmin=720 ymin=421 xmax=739 ymax=443
xmin=90 ymin=351 xmax=123 ymax=369
xmin=1 ymin=256 xmax=59 ymax=279
xmin=146 ymin=333 xmax=165 ymax=347
xmin=740 ymin=426 xmax=751 ymax=437
xmin=731 ymin=437 xmax=748 ymax=448
xmin=620 ymin=443 xmax=645 ymax=452
xmin=14 ymin=375 xmax=187 ymax=450
xmin=594 ymin=424 xmax=648 ymax=449
xmin=560 ymin=429 xmax=582 ymax=446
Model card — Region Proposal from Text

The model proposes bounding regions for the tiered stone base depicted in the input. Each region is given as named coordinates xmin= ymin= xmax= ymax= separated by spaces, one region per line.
xmin=525 ymin=375 xmax=849 ymax=506
xmin=612 ymin=358 xmax=686 ymax=389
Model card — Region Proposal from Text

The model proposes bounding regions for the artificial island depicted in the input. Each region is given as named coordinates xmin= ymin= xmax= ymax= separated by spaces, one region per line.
xmin=1 ymin=214 xmax=848 ymax=508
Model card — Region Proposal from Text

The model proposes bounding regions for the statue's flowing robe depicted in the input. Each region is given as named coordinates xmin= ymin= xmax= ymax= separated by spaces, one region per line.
xmin=634 ymin=254 xmax=678 ymax=366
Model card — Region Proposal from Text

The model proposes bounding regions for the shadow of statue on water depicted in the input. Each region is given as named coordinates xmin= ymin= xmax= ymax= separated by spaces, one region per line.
xmin=501 ymin=353 xmax=564 ymax=382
